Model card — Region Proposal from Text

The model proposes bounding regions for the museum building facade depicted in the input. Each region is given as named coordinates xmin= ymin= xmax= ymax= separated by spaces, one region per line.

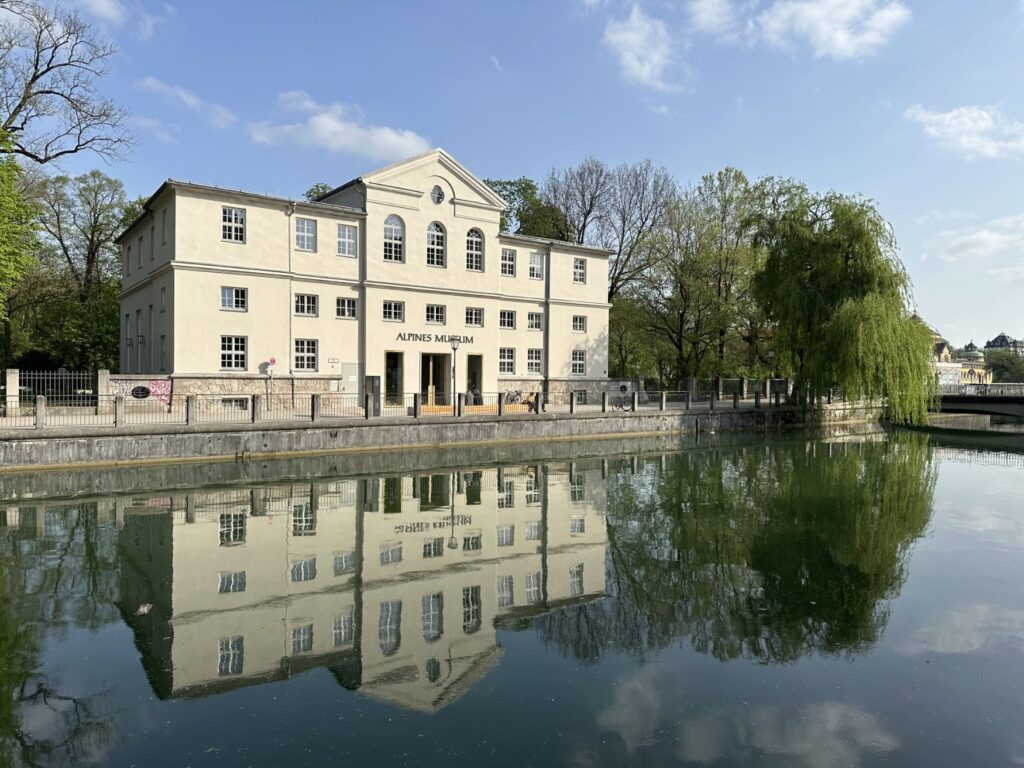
xmin=117 ymin=149 xmax=611 ymax=402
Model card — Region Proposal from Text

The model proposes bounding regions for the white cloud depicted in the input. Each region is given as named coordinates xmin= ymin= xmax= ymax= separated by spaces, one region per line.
xmin=596 ymin=666 xmax=663 ymax=751
xmin=79 ymin=0 xmax=127 ymax=24
xmin=137 ymin=76 xmax=237 ymax=128
xmin=77 ymin=0 xmax=174 ymax=40
xmin=925 ymin=215 xmax=1024 ymax=262
xmin=604 ymin=6 xmax=676 ymax=91
xmin=898 ymin=604 xmax=1024 ymax=656
xmin=989 ymin=263 xmax=1024 ymax=283
xmin=688 ymin=0 xmax=737 ymax=36
xmin=905 ymin=104 xmax=1024 ymax=160
xmin=756 ymin=0 xmax=911 ymax=58
xmin=247 ymin=91 xmax=431 ymax=163
xmin=914 ymin=209 xmax=976 ymax=226
xmin=490 ymin=54 xmax=503 ymax=72
xmin=131 ymin=114 xmax=176 ymax=143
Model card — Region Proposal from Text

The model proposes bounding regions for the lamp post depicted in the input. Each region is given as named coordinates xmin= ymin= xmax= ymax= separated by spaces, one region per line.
xmin=448 ymin=471 xmax=459 ymax=550
xmin=450 ymin=337 xmax=460 ymax=416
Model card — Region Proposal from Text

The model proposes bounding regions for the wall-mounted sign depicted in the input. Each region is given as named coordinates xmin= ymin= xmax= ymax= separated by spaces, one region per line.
xmin=267 ymin=356 xmax=277 ymax=369
xmin=395 ymin=333 xmax=474 ymax=344
xmin=130 ymin=386 xmax=151 ymax=399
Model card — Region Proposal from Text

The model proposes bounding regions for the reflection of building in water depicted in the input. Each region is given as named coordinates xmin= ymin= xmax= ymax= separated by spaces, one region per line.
xmin=118 ymin=462 xmax=607 ymax=712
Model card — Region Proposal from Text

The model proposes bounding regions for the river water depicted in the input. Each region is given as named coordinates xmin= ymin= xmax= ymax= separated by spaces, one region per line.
xmin=1 ymin=431 xmax=1022 ymax=767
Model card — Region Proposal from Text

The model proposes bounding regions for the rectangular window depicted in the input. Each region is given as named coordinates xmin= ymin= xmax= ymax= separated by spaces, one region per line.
xmin=161 ymin=208 xmax=167 ymax=244
xmin=221 ymin=286 xmax=247 ymax=311
xmin=219 ymin=512 xmax=246 ymax=546
xmin=570 ymin=563 xmax=585 ymax=597
xmin=294 ymin=293 xmax=318 ymax=316
xmin=426 ymin=304 xmax=446 ymax=325
xmin=423 ymin=537 xmax=444 ymax=558
xmin=336 ymin=297 xmax=357 ymax=319
xmin=295 ymin=217 xmax=317 ymax=251
xmin=498 ymin=575 xmax=515 ymax=608
xmin=497 ymin=525 xmax=515 ymax=547
xmin=526 ymin=521 xmax=541 ymax=540
xmin=573 ymin=257 xmax=587 ymax=284
xmin=380 ymin=543 xmax=403 ymax=565
xmin=220 ymin=336 xmax=246 ymax=370
xmin=571 ymin=515 xmax=586 ymax=532
xmin=125 ymin=245 xmax=131 ymax=276
xmin=290 ymin=557 xmax=317 ymax=582
xmin=337 ymin=223 xmax=357 ymax=257
xmin=463 ymin=534 xmax=482 ymax=552
xmin=422 ymin=593 xmax=443 ymax=641
xmin=572 ymin=315 xmax=587 ymax=333
xmin=294 ymin=338 xmax=318 ymax=371
xmin=574 ymin=390 xmax=588 ymax=405
xmin=499 ymin=347 xmax=515 ymax=375
xmin=465 ymin=307 xmax=484 ymax=327
xmin=571 ymin=476 xmax=586 ymax=503
xmin=333 ymin=612 xmax=354 ymax=647
xmin=526 ymin=571 xmax=542 ymax=604
xmin=160 ymin=286 xmax=166 ymax=312
xmin=292 ymin=502 xmax=316 ymax=536
xmin=572 ymin=349 xmax=586 ymax=375
xmin=497 ymin=478 xmax=514 ymax=509
xmin=528 ymin=312 xmax=543 ymax=331
xmin=150 ymin=225 xmax=155 ymax=260
xmin=529 ymin=252 xmax=544 ymax=280
xmin=222 ymin=206 xmax=245 ymax=242
xmin=499 ymin=310 xmax=516 ymax=329
xmin=383 ymin=300 xmax=405 ymax=322
xmin=526 ymin=475 xmax=541 ymax=505
xmin=159 ymin=335 xmax=167 ymax=371
xmin=463 ymin=586 xmax=482 ymax=633
xmin=218 ymin=570 xmax=246 ymax=593
xmin=333 ymin=551 xmax=355 ymax=575
xmin=137 ymin=235 xmax=142 ymax=268
xmin=527 ymin=348 xmax=542 ymax=374
xmin=501 ymin=248 xmax=516 ymax=277
xmin=218 ymin=636 xmax=244 ymax=676
xmin=291 ymin=624 xmax=314 ymax=653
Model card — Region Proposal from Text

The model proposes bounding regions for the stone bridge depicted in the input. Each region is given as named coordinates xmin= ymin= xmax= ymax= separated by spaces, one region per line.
xmin=937 ymin=384 xmax=1024 ymax=419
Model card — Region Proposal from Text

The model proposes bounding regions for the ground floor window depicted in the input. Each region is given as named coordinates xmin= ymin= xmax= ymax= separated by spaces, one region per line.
xmin=220 ymin=336 xmax=246 ymax=370
xmin=294 ymin=338 xmax=318 ymax=371
xmin=499 ymin=347 xmax=515 ymax=374
xmin=218 ymin=636 xmax=244 ymax=676
xmin=291 ymin=624 xmax=314 ymax=654
xmin=574 ymin=390 xmax=587 ymax=405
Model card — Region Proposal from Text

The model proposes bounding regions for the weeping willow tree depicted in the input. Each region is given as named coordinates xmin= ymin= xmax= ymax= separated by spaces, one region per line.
xmin=752 ymin=188 xmax=933 ymax=424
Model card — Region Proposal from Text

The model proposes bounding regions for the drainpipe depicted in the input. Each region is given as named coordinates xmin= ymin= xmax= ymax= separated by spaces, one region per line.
xmin=287 ymin=202 xmax=295 ymax=402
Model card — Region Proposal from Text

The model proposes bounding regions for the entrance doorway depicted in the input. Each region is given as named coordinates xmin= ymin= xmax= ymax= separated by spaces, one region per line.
xmin=467 ymin=355 xmax=483 ymax=401
xmin=385 ymin=352 xmax=403 ymax=404
xmin=420 ymin=353 xmax=450 ymax=405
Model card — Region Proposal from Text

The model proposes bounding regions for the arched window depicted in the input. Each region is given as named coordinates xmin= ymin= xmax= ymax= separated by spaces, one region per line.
xmin=379 ymin=600 xmax=402 ymax=656
xmin=383 ymin=215 xmax=404 ymax=262
xmin=426 ymin=222 xmax=446 ymax=267
xmin=466 ymin=228 xmax=484 ymax=272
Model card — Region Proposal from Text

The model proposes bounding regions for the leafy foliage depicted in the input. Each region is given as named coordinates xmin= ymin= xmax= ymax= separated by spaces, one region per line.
xmin=985 ymin=349 xmax=1024 ymax=383
xmin=0 ymin=131 xmax=37 ymax=323
xmin=304 ymin=182 xmax=333 ymax=201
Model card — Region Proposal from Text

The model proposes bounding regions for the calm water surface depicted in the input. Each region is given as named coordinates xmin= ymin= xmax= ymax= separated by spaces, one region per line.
xmin=2 ymin=433 xmax=1023 ymax=767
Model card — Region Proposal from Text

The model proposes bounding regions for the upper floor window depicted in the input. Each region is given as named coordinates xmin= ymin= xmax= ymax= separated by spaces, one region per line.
xmin=527 ymin=312 xmax=543 ymax=331
xmin=222 ymin=207 xmax=245 ymax=243
xmin=336 ymin=297 xmax=357 ymax=319
xmin=572 ymin=349 xmax=586 ymax=375
xmin=426 ymin=222 xmax=446 ymax=267
xmin=295 ymin=217 xmax=317 ymax=251
xmin=499 ymin=310 xmax=516 ymax=329
xmin=337 ymin=223 xmax=357 ymax=257
xmin=426 ymin=304 xmax=446 ymax=325
xmin=383 ymin=215 xmax=405 ymax=262
xmin=529 ymin=252 xmax=544 ymax=280
xmin=465 ymin=307 xmax=484 ymax=327
xmin=466 ymin=229 xmax=484 ymax=271
xmin=499 ymin=347 xmax=515 ymax=374
xmin=294 ymin=294 xmax=318 ymax=316
xmin=221 ymin=286 xmax=247 ymax=311
xmin=527 ymin=348 xmax=542 ymax=374
xmin=383 ymin=300 xmax=405 ymax=322
xmin=125 ymin=245 xmax=131 ymax=275
xmin=572 ymin=315 xmax=587 ymax=333
xmin=573 ymin=257 xmax=587 ymax=284
xmin=161 ymin=208 xmax=167 ymax=243
xmin=501 ymin=248 xmax=516 ymax=277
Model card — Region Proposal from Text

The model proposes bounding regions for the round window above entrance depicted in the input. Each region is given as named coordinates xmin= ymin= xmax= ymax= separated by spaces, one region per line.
xmin=430 ymin=185 xmax=445 ymax=204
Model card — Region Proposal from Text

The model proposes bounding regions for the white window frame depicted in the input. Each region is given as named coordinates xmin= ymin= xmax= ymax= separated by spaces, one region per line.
xmin=572 ymin=349 xmax=586 ymax=375
xmin=425 ymin=304 xmax=446 ymax=325
xmin=294 ymin=293 xmax=318 ymax=317
xmin=573 ymin=257 xmax=587 ymax=284
xmin=294 ymin=338 xmax=318 ymax=371
xmin=426 ymin=222 xmax=446 ymax=267
xmin=295 ymin=217 xmax=317 ymax=252
xmin=383 ymin=214 xmax=405 ymax=262
xmin=497 ymin=525 xmax=515 ymax=547
xmin=220 ymin=286 xmax=247 ymax=312
xmin=337 ymin=223 xmax=358 ymax=257
xmin=529 ymin=252 xmax=544 ymax=280
xmin=501 ymin=248 xmax=516 ymax=277
xmin=222 ymin=206 xmax=245 ymax=243
xmin=466 ymin=228 xmax=484 ymax=272
xmin=465 ymin=307 xmax=484 ymax=327
xmin=572 ymin=315 xmax=587 ymax=333
xmin=527 ymin=312 xmax=543 ymax=331
xmin=527 ymin=348 xmax=542 ymax=374
xmin=336 ymin=297 xmax=357 ymax=319
xmin=383 ymin=300 xmax=405 ymax=322
xmin=220 ymin=336 xmax=247 ymax=370
xmin=499 ymin=310 xmax=516 ymax=330
xmin=499 ymin=347 xmax=515 ymax=375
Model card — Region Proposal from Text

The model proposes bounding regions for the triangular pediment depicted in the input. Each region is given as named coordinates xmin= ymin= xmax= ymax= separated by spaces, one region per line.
xmin=361 ymin=148 xmax=507 ymax=211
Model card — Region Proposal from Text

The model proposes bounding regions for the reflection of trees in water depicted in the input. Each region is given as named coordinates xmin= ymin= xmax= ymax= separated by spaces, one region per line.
xmin=539 ymin=434 xmax=935 ymax=664
xmin=0 ymin=504 xmax=121 ymax=766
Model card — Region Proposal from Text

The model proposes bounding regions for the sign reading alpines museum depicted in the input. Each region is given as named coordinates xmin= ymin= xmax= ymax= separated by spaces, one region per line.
xmin=395 ymin=333 xmax=474 ymax=344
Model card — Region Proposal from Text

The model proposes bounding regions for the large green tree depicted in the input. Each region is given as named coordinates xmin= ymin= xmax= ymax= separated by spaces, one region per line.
xmin=752 ymin=188 xmax=933 ymax=424
xmin=0 ymin=131 xmax=37 ymax=326
xmin=986 ymin=349 xmax=1024 ymax=383
xmin=484 ymin=176 xmax=568 ymax=239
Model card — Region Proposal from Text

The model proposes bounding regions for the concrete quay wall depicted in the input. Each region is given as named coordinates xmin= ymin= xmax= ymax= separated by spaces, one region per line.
xmin=0 ymin=402 xmax=884 ymax=475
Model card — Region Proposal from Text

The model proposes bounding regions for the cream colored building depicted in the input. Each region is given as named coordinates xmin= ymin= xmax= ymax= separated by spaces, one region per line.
xmin=117 ymin=149 xmax=611 ymax=402
xmin=118 ymin=462 xmax=608 ymax=709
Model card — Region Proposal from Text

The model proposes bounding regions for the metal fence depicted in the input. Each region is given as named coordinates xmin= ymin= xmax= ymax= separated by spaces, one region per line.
xmin=939 ymin=383 xmax=1024 ymax=396
xmin=18 ymin=370 xmax=98 ymax=406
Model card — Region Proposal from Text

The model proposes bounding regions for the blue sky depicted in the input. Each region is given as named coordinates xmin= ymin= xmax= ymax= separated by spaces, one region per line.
xmin=63 ymin=0 xmax=1024 ymax=346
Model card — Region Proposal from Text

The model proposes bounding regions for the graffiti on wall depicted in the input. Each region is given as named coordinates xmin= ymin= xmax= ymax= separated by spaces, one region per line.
xmin=110 ymin=378 xmax=173 ymax=405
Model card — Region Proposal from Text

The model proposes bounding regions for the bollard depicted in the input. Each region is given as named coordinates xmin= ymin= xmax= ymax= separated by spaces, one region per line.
xmin=569 ymin=394 xmax=576 ymax=414
xmin=498 ymin=395 xmax=505 ymax=417
xmin=659 ymin=391 xmax=667 ymax=411
xmin=34 ymin=395 xmax=46 ymax=429
xmin=252 ymin=394 xmax=262 ymax=423
xmin=457 ymin=393 xmax=465 ymax=417
xmin=754 ymin=392 xmax=761 ymax=409
xmin=601 ymin=391 xmax=609 ymax=413
xmin=114 ymin=395 xmax=125 ymax=427
xmin=185 ymin=395 xmax=197 ymax=425
xmin=534 ymin=392 xmax=542 ymax=415
xmin=311 ymin=394 xmax=321 ymax=422
xmin=631 ymin=391 xmax=639 ymax=412
xmin=684 ymin=391 xmax=691 ymax=410
xmin=413 ymin=392 xmax=421 ymax=418
xmin=733 ymin=392 xmax=739 ymax=409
